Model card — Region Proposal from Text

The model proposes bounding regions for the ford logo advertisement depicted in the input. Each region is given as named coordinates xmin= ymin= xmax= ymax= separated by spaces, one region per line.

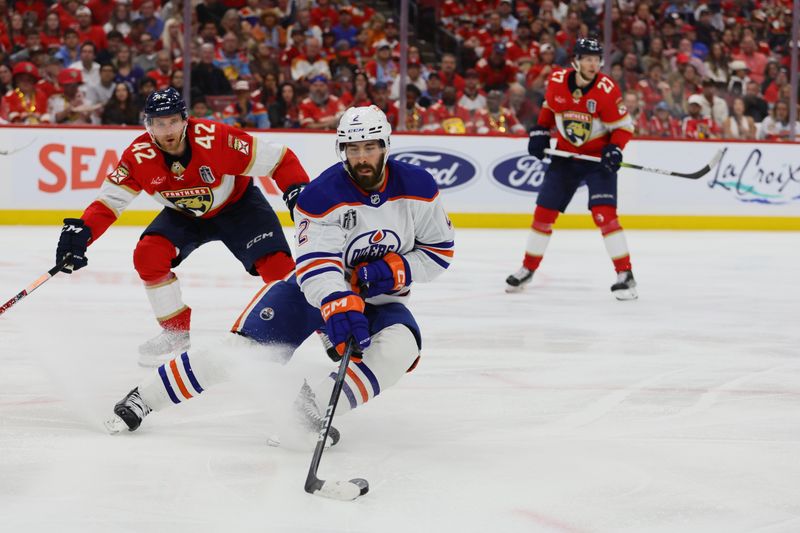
xmin=390 ymin=149 xmax=477 ymax=191
xmin=490 ymin=155 xmax=549 ymax=195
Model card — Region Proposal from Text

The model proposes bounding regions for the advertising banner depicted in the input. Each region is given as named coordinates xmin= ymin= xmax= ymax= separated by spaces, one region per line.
xmin=1 ymin=125 xmax=798 ymax=229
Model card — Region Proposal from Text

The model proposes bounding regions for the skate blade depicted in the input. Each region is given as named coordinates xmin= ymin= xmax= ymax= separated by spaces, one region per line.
xmin=104 ymin=414 xmax=128 ymax=435
xmin=505 ymin=283 xmax=527 ymax=293
xmin=613 ymin=288 xmax=638 ymax=301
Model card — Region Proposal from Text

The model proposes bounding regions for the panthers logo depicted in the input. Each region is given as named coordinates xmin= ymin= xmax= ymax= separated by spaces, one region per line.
xmin=562 ymin=111 xmax=593 ymax=147
xmin=161 ymin=187 xmax=214 ymax=216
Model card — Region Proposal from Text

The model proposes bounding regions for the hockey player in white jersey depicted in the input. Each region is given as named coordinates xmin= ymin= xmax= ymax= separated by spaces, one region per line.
xmin=105 ymin=106 xmax=455 ymax=443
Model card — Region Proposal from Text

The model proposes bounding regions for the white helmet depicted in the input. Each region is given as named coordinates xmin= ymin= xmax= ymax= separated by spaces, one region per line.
xmin=335 ymin=105 xmax=392 ymax=164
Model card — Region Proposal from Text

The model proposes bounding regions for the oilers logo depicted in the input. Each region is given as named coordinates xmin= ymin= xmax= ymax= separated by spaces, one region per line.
xmin=345 ymin=229 xmax=401 ymax=267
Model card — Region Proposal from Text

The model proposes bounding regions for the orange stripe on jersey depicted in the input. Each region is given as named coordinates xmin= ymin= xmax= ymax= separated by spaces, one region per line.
xmin=230 ymin=282 xmax=274 ymax=333
xmin=346 ymin=368 xmax=369 ymax=403
xmin=170 ymin=359 xmax=193 ymax=400
xmin=387 ymin=192 xmax=439 ymax=203
xmin=295 ymin=258 xmax=343 ymax=277
xmin=419 ymin=246 xmax=454 ymax=257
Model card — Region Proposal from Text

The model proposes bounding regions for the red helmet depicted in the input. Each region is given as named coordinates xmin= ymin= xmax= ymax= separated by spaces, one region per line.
xmin=12 ymin=62 xmax=40 ymax=81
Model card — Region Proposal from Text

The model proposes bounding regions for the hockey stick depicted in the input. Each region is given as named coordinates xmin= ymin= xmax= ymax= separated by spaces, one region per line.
xmin=544 ymin=148 xmax=723 ymax=180
xmin=0 ymin=261 xmax=65 ymax=317
xmin=304 ymin=339 xmax=370 ymax=501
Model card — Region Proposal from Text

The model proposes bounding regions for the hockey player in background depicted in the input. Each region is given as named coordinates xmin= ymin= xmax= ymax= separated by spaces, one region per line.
xmin=104 ymin=106 xmax=455 ymax=446
xmin=505 ymin=37 xmax=638 ymax=300
xmin=54 ymin=87 xmax=309 ymax=365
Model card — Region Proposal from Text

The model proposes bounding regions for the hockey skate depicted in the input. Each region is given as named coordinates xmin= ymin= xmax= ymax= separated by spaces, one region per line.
xmin=267 ymin=380 xmax=340 ymax=450
xmin=104 ymin=387 xmax=152 ymax=434
xmin=137 ymin=329 xmax=190 ymax=367
xmin=611 ymin=270 xmax=638 ymax=301
xmin=505 ymin=266 xmax=534 ymax=293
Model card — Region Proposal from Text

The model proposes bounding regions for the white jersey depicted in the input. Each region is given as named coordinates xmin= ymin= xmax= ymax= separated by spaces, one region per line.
xmin=293 ymin=159 xmax=455 ymax=308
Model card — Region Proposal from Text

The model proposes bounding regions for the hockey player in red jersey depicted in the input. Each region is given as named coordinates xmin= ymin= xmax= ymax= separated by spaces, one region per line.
xmin=505 ymin=37 xmax=638 ymax=300
xmin=54 ymin=87 xmax=310 ymax=364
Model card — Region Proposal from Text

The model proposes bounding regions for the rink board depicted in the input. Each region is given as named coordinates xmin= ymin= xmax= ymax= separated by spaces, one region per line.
xmin=1 ymin=125 xmax=798 ymax=229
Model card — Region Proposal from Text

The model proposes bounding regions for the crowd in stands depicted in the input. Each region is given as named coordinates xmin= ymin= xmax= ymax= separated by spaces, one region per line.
xmin=0 ymin=0 xmax=798 ymax=141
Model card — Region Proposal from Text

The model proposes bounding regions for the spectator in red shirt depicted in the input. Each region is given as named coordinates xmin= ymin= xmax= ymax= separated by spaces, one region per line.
xmin=637 ymin=63 xmax=669 ymax=116
xmin=525 ymin=43 xmax=558 ymax=93
xmin=310 ymin=0 xmax=339 ymax=28
xmin=732 ymin=36 xmax=767 ymax=85
xmin=683 ymin=93 xmax=719 ymax=139
xmin=298 ymin=74 xmax=345 ymax=129
xmin=475 ymin=42 xmax=517 ymax=92
xmin=425 ymin=85 xmax=474 ymax=134
xmin=75 ymin=5 xmax=108 ymax=52
xmin=16 ymin=0 xmax=47 ymax=25
xmin=438 ymin=53 xmax=465 ymax=93
xmin=474 ymin=88 xmax=524 ymax=134
xmin=646 ymin=102 xmax=682 ymax=138
xmin=555 ymin=10 xmax=581 ymax=56
xmin=146 ymin=50 xmax=173 ymax=89
xmin=41 ymin=12 xmax=64 ymax=52
xmin=0 ymin=62 xmax=50 ymax=124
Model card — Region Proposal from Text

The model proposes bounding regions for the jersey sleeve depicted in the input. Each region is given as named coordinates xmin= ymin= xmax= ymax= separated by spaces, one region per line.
xmin=598 ymin=78 xmax=634 ymax=148
xmin=218 ymin=121 xmax=310 ymax=192
xmin=80 ymin=151 xmax=142 ymax=242
xmin=405 ymin=191 xmax=455 ymax=283
xmin=293 ymin=207 xmax=349 ymax=309
xmin=538 ymin=70 xmax=566 ymax=129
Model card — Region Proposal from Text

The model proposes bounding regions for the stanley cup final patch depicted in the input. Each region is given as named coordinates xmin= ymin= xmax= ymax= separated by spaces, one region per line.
xmin=199 ymin=165 xmax=216 ymax=184
xmin=227 ymin=134 xmax=250 ymax=156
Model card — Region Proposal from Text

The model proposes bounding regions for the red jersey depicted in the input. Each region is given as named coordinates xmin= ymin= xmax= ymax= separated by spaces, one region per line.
xmin=538 ymin=68 xmax=633 ymax=157
xmin=80 ymin=118 xmax=309 ymax=242
xmin=298 ymin=95 xmax=345 ymax=128
xmin=473 ymin=107 xmax=525 ymax=135
xmin=682 ymin=117 xmax=719 ymax=140
xmin=0 ymin=88 xmax=50 ymax=124
xmin=645 ymin=116 xmax=682 ymax=138
xmin=424 ymin=101 xmax=474 ymax=134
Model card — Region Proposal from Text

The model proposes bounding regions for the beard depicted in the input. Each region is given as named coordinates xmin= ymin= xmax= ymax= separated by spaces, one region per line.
xmin=348 ymin=155 xmax=385 ymax=190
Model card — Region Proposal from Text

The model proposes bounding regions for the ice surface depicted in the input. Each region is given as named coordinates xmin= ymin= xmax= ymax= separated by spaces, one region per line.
xmin=1 ymin=226 xmax=799 ymax=532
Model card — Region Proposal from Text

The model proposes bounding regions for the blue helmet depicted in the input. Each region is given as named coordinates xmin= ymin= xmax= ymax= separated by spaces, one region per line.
xmin=144 ymin=87 xmax=187 ymax=122
xmin=574 ymin=37 xmax=603 ymax=58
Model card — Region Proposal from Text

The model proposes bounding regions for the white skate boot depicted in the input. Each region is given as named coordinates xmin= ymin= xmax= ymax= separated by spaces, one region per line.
xmin=104 ymin=388 xmax=152 ymax=434
xmin=611 ymin=270 xmax=638 ymax=301
xmin=505 ymin=266 xmax=534 ymax=293
xmin=137 ymin=329 xmax=190 ymax=367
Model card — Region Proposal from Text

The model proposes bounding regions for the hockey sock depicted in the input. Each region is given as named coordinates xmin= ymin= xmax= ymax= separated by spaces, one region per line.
xmin=254 ymin=251 xmax=295 ymax=284
xmin=311 ymin=325 xmax=419 ymax=416
xmin=591 ymin=205 xmax=632 ymax=272
xmin=522 ymin=206 xmax=559 ymax=271
xmin=138 ymin=348 xmax=229 ymax=411
xmin=134 ymin=235 xmax=190 ymax=330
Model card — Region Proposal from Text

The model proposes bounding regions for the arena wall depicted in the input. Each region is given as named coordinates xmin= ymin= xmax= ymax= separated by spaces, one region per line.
xmin=1 ymin=125 xmax=798 ymax=230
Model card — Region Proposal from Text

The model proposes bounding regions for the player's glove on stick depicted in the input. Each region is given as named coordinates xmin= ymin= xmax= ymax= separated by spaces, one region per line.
xmin=351 ymin=252 xmax=411 ymax=298
xmin=320 ymin=291 xmax=370 ymax=361
xmin=601 ymin=144 xmax=623 ymax=176
xmin=56 ymin=218 xmax=91 ymax=273
xmin=527 ymin=126 xmax=551 ymax=160
xmin=282 ymin=183 xmax=305 ymax=221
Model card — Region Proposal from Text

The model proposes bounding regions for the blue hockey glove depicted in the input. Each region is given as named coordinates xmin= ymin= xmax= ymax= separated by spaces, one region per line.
xmin=320 ymin=291 xmax=370 ymax=361
xmin=527 ymin=126 xmax=551 ymax=160
xmin=282 ymin=183 xmax=305 ymax=221
xmin=56 ymin=218 xmax=91 ymax=273
xmin=601 ymin=144 xmax=623 ymax=176
xmin=351 ymin=252 xmax=412 ymax=298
